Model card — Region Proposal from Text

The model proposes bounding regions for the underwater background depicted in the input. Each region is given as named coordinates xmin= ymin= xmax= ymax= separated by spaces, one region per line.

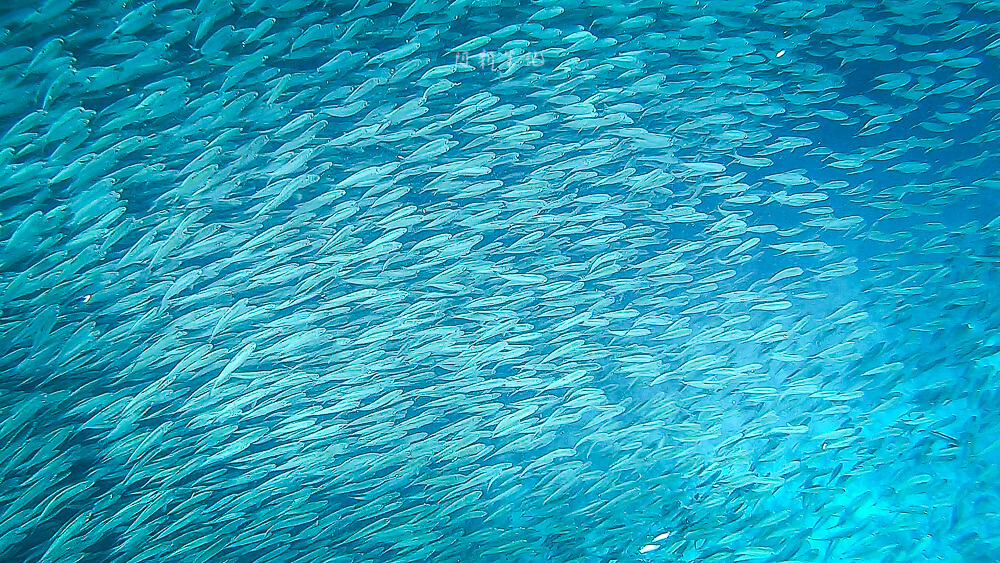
xmin=1 ymin=0 xmax=999 ymax=561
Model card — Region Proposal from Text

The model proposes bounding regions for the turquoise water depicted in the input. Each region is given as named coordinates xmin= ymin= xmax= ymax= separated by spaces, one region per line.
xmin=1 ymin=1 xmax=999 ymax=562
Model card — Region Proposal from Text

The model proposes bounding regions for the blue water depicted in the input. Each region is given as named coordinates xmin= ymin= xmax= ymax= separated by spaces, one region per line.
xmin=0 ymin=1 xmax=998 ymax=562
